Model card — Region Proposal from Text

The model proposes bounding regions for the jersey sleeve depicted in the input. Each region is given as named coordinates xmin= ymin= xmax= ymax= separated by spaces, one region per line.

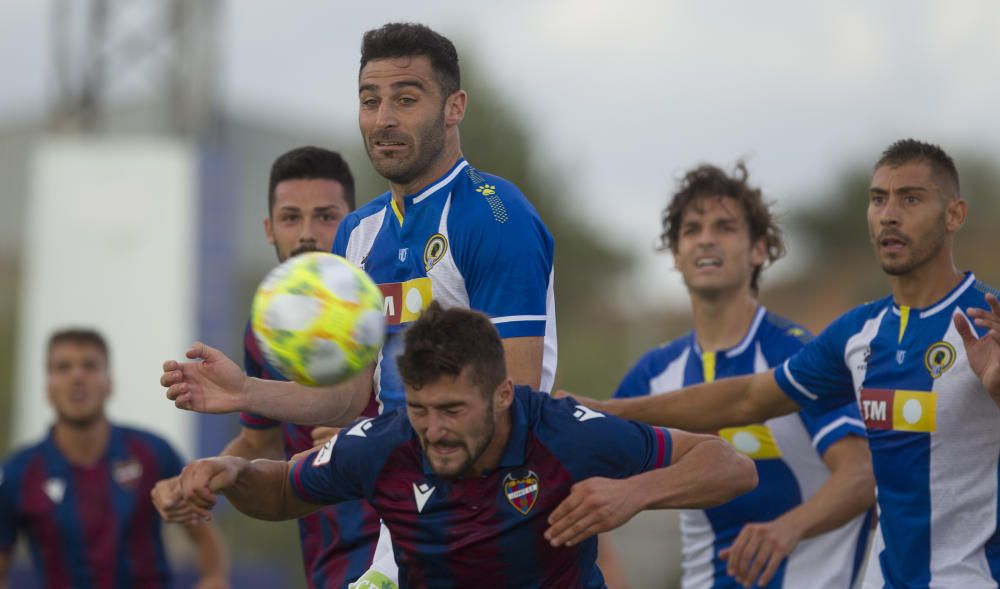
xmin=796 ymin=403 xmax=867 ymax=457
xmin=289 ymin=416 xmax=389 ymax=504
xmin=156 ymin=439 xmax=185 ymax=479
xmin=612 ymin=352 xmax=656 ymax=399
xmin=540 ymin=397 xmax=673 ymax=481
xmin=773 ymin=312 xmax=859 ymax=415
xmin=240 ymin=322 xmax=282 ymax=430
xmin=452 ymin=181 xmax=554 ymax=339
xmin=0 ymin=462 xmax=17 ymax=551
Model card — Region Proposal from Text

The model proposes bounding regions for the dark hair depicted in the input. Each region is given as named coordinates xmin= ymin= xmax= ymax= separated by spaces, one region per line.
xmin=396 ymin=302 xmax=506 ymax=394
xmin=360 ymin=23 xmax=461 ymax=99
xmin=876 ymin=138 xmax=960 ymax=197
xmin=268 ymin=146 xmax=356 ymax=213
xmin=660 ymin=161 xmax=785 ymax=294
xmin=47 ymin=328 xmax=109 ymax=367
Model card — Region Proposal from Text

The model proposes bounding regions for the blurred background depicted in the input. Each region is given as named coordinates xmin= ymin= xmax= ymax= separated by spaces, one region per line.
xmin=0 ymin=0 xmax=998 ymax=586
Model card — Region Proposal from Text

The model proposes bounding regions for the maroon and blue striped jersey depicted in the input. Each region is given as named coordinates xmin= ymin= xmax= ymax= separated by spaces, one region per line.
xmin=291 ymin=386 xmax=673 ymax=588
xmin=239 ymin=323 xmax=380 ymax=589
xmin=0 ymin=425 xmax=182 ymax=588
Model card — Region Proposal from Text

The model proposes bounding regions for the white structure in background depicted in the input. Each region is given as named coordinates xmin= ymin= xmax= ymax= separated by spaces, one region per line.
xmin=14 ymin=137 xmax=198 ymax=458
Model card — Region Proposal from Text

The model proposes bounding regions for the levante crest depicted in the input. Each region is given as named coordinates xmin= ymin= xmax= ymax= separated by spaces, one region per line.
xmin=503 ymin=470 xmax=539 ymax=515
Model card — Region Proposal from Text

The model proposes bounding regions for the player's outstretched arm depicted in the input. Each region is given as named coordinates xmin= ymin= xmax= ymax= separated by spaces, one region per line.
xmin=545 ymin=431 xmax=757 ymax=548
xmin=182 ymin=520 xmax=230 ymax=589
xmin=179 ymin=456 xmax=320 ymax=522
xmin=161 ymin=342 xmax=373 ymax=426
xmin=956 ymin=293 xmax=1000 ymax=405
xmin=720 ymin=434 xmax=875 ymax=587
xmin=587 ymin=371 xmax=798 ymax=433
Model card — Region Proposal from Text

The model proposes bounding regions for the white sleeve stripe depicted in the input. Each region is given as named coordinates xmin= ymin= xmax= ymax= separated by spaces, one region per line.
xmin=811 ymin=416 xmax=867 ymax=449
xmin=782 ymin=360 xmax=818 ymax=400
xmin=491 ymin=315 xmax=547 ymax=324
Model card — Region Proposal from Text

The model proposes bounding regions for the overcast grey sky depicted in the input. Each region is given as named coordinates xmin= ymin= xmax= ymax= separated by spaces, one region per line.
xmin=2 ymin=0 xmax=999 ymax=307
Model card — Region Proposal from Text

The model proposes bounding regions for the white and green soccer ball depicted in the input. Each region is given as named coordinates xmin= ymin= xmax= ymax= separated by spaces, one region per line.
xmin=251 ymin=252 xmax=385 ymax=386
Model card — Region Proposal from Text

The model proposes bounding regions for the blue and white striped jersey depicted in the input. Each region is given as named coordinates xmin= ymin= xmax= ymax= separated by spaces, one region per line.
xmin=775 ymin=272 xmax=1000 ymax=588
xmin=332 ymin=158 xmax=556 ymax=413
xmin=616 ymin=307 xmax=870 ymax=589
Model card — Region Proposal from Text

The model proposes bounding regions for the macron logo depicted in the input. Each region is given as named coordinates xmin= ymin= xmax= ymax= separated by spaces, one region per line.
xmin=346 ymin=419 xmax=374 ymax=438
xmin=312 ymin=436 xmax=338 ymax=467
xmin=44 ymin=478 xmax=66 ymax=504
xmin=573 ymin=405 xmax=605 ymax=422
xmin=413 ymin=482 xmax=435 ymax=513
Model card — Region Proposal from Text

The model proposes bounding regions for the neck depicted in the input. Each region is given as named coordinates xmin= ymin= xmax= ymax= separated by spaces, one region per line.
xmin=468 ymin=406 xmax=512 ymax=476
xmin=889 ymin=251 xmax=963 ymax=308
xmin=390 ymin=144 xmax=463 ymax=211
xmin=689 ymin=288 xmax=759 ymax=352
xmin=53 ymin=418 xmax=110 ymax=466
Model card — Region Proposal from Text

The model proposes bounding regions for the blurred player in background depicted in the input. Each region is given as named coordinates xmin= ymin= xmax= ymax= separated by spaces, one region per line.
xmin=601 ymin=163 xmax=874 ymax=588
xmin=0 ymin=329 xmax=228 ymax=589
xmin=172 ymin=303 xmax=757 ymax=588
xmin=160 ymin=24 xmax=558 ymax=587
xmin=153 ymin=147 xmax=380 ymax=588
xmin=573 ymin=139 xmax=1000 ymax=588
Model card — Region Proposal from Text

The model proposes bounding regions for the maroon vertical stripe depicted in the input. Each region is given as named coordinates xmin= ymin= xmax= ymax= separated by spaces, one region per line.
xmin=125 ymin=436 xmax=165 ymax=587
xmin=21 ymin=457 xmax=73 ymax=588
xmin=74 ymin=462 xmax=115 ymax=588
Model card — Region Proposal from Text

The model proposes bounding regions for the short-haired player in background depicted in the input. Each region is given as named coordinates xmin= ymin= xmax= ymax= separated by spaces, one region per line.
xmin=171 ymin=303 xmax=758 ymax=588
xmin=0 ymin=329 xmax=228 ymax=589
xmin=599 ymin=163 xmax=874 ymax=588
xmin=152 ymin=146 xmax=381 ymax=588
xmin=574 ymin=139 xmax=1000 ymax=588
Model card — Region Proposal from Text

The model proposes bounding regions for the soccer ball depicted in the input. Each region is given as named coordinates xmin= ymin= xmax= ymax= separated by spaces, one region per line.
xmin=251 ymin=252 xmax=385 ymax=386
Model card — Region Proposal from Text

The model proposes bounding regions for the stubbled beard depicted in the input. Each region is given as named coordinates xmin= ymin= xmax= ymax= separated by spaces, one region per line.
xmin=424 ymin=402 xmax=495 ymax=479
xmin=368 ymin=111 xmax=446 ymax=185
xmin=277 ymin=243 xmax=322 ymax=262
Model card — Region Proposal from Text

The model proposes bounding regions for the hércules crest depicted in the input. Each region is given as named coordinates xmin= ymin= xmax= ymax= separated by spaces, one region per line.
xmin=423 ymin=233 xmax=448 ymax=271
xmin=503 ymin=470 xmax=539 ymax=515
xmin=924 ymin=341 xmax=956 ymax=379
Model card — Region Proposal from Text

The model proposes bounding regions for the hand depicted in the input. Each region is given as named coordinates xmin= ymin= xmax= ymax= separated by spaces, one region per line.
xmin=151 ymin=476 xmax=197 ymax=523
xmin=193 ymin=575 xmax=230 ymax=589
xmin=161 ymin=342 xmax=248 ymax=414
xmin=956 ymin=293 xmax=1000 ymax=400
xmin=310 ymin=426 xmax=340 ymax=447
xmin=545 ymin=477 xmax=643 ymax=548
xmin=719 ymin=518 xmax=803 ymax=588
xmin=179 ymin=457 xmax=246 ymax=520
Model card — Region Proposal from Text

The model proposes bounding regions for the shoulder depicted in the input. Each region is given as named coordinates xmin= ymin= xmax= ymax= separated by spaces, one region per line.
xmin=972 ymin=278 xmax=1000 ymax=300
xmin=450 ymin=167 xmax=548 ymax=231
xmin=1 ymin=438 xmax=47 ymax=476
xmin=339 ymin=194 xmax=391 ymax=235
xmin=758 ymin=311 xmax=813 ymax=358
xmin=116 ymin=425 xmax=180 ymax=459
xmin=633 ymin=336 xmax=691 ymax=374
xmin=819 ymin=296 xmax=893 ymax=341
xmin=332 ymin=409 xmax=414 ymax=459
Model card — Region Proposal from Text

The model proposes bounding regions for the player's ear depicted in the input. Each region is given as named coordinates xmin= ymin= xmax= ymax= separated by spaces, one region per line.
xmin=945 ymin=197 xmax=967 ymax=232
xmin=749 ymin=237 xmax=767 ymax=268
xmin=494 ymin=378 xmax=514 ymax=412
xmin=264 ymin=216 xmax=275 ymax=245
xmin=444 ymin=90 xmax=467 ymax=129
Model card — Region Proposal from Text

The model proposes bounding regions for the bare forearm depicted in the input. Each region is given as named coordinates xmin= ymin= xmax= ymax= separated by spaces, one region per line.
xmin=242 ymin=365 xmax=373 ymax=426
xmin=637 ymin=438 xmax=757 ymax=510
xmin=503 ymin=336 xmax=543 ymax=390
xmin=221 ymin=429 xmax=283 ymax=461
xmin=184 ymin=522 xmax=229 ymax=580
xmin=601 ymin=372 xmax=795 ymax=432
xmin=221 ymin=458 xmax=318 ymax=521
xmin=778 ymin=440 xmax=875 ymax=540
